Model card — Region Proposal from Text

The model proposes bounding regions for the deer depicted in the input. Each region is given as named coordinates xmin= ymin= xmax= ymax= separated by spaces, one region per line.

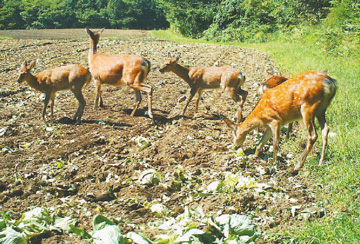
xmin=257 ymin=75 xmax=293 ymax=139
xmin=224 ymin=70 xmax=337 ymax=171
xmin=159 ymin=57 xmax=247 ymax=121
xmin=17 ymin=60 xmax=91 ymax=125
xmin=85 ymin=27 xmax=153 ymax=119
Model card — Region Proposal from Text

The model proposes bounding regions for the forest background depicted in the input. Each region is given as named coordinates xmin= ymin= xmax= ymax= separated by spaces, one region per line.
xmin=1 ymin=0 xmax=359 ymax=56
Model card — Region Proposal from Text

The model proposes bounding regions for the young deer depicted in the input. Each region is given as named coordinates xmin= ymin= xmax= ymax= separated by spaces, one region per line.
xmin=258 ymin=75 xmax=293 ymax=139
xmin=85 ymin=27 xmax=153 ymax=118
xmin=224 ymin=70 xmax=337 ymax=171
xmin=159 ymin=57 xmax=247 ymax=121
xmin=17 ymin=60 xmax=91 ymax=124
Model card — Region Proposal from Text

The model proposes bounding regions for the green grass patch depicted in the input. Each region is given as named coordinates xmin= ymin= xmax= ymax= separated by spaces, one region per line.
xmin=0 ymin=36 xmax=13 ymax=40
xmin=251 ymin=41 xmax=360 ymax=242
xmin=152 ymin=29 xmax=242 ymax=46
xmin=152 ymin=30 xmax=199 ymax=43
xmin=152 ymin=29 xmax=360 ymax=243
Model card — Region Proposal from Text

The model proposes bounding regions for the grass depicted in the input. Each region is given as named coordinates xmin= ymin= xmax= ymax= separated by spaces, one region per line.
xmin=152 ymin=30 xmax=360 ymax=243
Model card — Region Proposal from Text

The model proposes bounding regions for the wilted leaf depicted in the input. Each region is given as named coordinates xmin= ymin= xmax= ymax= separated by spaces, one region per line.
xmin=70 ymin=225 xmax=92 ymax=239
xmin=132 ymin=136 xmax=151 ymax=151
xmin=150 ymin=204 xmax=168 ymax=217
xmin=92 ymin=215 xmax=116 ymax=231
xmin=175 ymin=228 xmax=205 ymax=242
xmin=205 ymin=181 xmax=224 ymax=193
xmin=215 ymin=214 xmax=256 ymax=238
xmin=92 ymin=215 xmax=124 ymax=244
xmin=138 ymin=169 xmax=161 ymax=186
xmin=93 ymin=225 xmax=124 ymax=244
xmin=0 ymin=227 xmax=28 ymax=244
xmin=126 ymin=232 xmax=153 ymax=244
xmin=22 ymin=207 xmax=46 ymax=222
xmin=236 ymin=177 xmax=257 ymax=189
xmin=291 ymin=206 xmax=301 ymax=217
xmin=53 ymin=216 xmax=77 ymax=233
xmin=0 ymin=127 xmax=9 ymax=136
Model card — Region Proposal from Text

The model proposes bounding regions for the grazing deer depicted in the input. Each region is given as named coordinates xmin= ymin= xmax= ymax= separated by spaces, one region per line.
xmin=224 ymin=70 xmax=337 ymax=171
xmin=258 ymin=75 xmax=293 ymax=139
xmin=159 ymin=57 xmax=247 ymax=121
xmin=85 ymin=27 xmax=153 ymax=119
xmin=17 ymin=60 xmax=91 ymax=124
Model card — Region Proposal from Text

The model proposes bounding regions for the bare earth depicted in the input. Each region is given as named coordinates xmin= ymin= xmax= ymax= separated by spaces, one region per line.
xmin=0 ymin=29 xmax=323 ymax=243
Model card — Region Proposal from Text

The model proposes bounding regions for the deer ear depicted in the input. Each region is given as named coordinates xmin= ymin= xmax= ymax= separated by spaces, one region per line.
xmin=98 ymin=28 xmax=105 ymax=34
xmin=175 ymin=56 xmax=180 ymax=62
xmin=223 ymin=118 xmax=237 ymax=131
xmin=28 ymin=60 xmax=36 ymax=70
xmin=22 ymin=60 xmax=28 ymax=67
xmin=85 ymin=27 xmax=92 ymax=36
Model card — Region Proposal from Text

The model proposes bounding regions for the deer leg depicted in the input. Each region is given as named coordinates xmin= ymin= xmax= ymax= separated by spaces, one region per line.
xmin=295 ymin=108 xmax=318 ymax=171
xmin=316 ymin=112 xmax=329 ymax=166
xmin=72 ymin=89 xmax=86 ymax=124
xmin=227 ymin=88 xmax=240 ymax=121
xmin=42 ymin=93 xmax=51 ymax=121
xmin=286 ymin=122 xmax=293 ymax=139
xmin=50 ymin=92 xmax=56 ymax=120
xmin=99 ymin=94 xmax=104 ymax=107
xmin=269 ymin=122 xmax=281 ymax=163
xmin=255 ymin=127 xmax=272 ymax=157
xmin=236 ymin=88 xmax=248 ymax=122
xmin=129 ymin=84 xmax=153 ymax=118
xmin=131 ymin=90 xmax=142 ymax=117
xmin=195 ymin=89 xmax=203 ymax=113
xmin=143 ymin=84 xmax=153 ymax=119
xmin=94 ymin=79 xmax=102 ymax=109
xmin=181 ymin=88 xmax=197 ymax=116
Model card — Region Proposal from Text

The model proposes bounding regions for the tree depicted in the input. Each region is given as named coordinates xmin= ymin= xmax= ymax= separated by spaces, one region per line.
xmin=0 ymin=0 xmax=25 ymax=29
xmin=158 ymin=0 xmax=219 ymax=37
xmin=129 ymin=0 xmax=169 ymax=29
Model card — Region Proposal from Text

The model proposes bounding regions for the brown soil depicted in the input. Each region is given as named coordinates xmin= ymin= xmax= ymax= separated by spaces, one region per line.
xmin=0 ymin=29 xmax=323 ymax=243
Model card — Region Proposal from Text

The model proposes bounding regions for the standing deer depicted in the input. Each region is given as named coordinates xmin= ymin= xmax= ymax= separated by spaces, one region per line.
xmin=17 ymin=60 xmax=91 ymax=124
xmin=224 ymin=70 xmax=337 ymax=171
xmin=258 ymin=75 xmax=293 ymax=139
xmin=159 ymin=57 xmax=247 ymax=121
xmin=85 ymin=27 xmax=153 ymax=119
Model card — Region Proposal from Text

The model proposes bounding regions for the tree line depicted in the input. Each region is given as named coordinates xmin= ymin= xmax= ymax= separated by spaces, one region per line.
xmin=0 ymin=0 xmax=169 ymax=30
xmin=159 ymin=0 xmax=359 ymax=42
xmin=1 ymin=0 xmax=359 ymax=45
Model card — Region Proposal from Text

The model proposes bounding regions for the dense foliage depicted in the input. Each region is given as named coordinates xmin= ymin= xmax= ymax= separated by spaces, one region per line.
xmin=1 ymin=0 xmax=359 ymax=49
xmin=0 ymin=0 xmax=169 ymax=29
xmin=159 ymin=0 xmax=359 ymax=42
xmin=158 ymin=0 xmax=359 ymax=57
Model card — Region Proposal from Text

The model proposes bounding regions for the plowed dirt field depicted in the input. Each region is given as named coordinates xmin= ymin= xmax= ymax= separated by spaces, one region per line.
xmin=0 ymin=29 xmax=323 ymax=243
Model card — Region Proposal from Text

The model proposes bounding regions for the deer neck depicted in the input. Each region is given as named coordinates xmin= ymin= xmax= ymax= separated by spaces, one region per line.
xmin=239 ymin=115 xmax=261 ymax=135
xmin=88 ymin=38 xmax=97 ymax=58
xmin=26 ymin=74 xmax=43 ymax=92
xmin=171 ymin=63 xmax=191 ymax=84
